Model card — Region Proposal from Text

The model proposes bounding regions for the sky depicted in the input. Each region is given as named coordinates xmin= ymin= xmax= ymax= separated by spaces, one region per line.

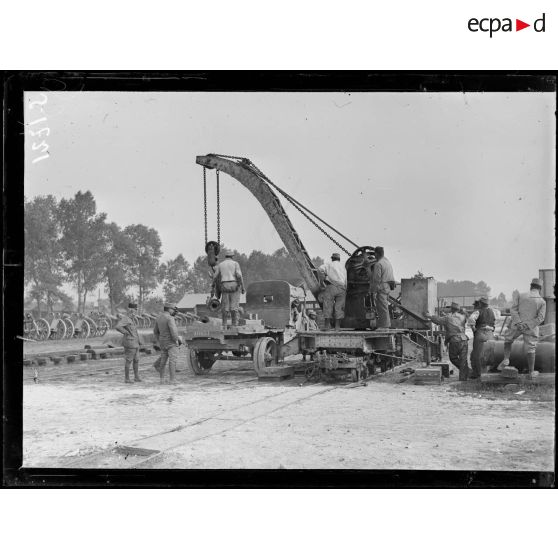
xmin=24 ymin=90 xmax=555 ymax=299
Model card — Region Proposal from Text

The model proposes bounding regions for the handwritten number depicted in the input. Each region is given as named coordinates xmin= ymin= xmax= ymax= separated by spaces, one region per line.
xmin=32 ymin=153 xmax=50 ymax=164
xmin=29 ymin=127 xmax=50 ymax=138
xmin=32 ymin=141 xmax=49 ymax=153
xmin=29 ymin=93 xmax=48 ymax=109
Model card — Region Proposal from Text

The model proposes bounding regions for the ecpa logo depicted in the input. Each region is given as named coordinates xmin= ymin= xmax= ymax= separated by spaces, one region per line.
xmin=468 ymin=13 xmax=546 ymax=37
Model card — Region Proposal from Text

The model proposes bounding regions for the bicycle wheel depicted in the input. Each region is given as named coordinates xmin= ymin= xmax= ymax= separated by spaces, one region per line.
xmin=24 ymin=320 xmax=39 ymax=340
xmin=35 ymin=318 xmax=50 ymax=340
xmin=96 ymin=318 xmax=109 ymax=337
xmin=84 ymin=317 xmax=98 ymax=337
xmin=63 ymin=318 xmax=75 ymax=338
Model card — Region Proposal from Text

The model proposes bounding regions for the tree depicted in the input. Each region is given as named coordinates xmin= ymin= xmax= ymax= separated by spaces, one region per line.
xmin=160 ymin=254 xmax=191 ymax=302
xmin=124 ymin=224 xmax=162 ymax=310
xmin=24 ymin=195 xmax=66 ymax=313
xmin=57 ymin=191 xmax=107 ymax=312
xmin=101 ymin=222 xmax=137 ymax=313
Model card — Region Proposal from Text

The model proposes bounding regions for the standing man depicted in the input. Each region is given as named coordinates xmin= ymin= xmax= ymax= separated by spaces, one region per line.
xmin=467 ymin=295 xmax=496 ymax=379
xmin=424 ymin=302 xmax=470 ymax=381
xmin=498 ymin=278 xmax=546 ymax=378
xmin=370 ymin=246 xmax=395 ymax=329
xmin=304 ymin=309 xmax=320 ymax=331
xmin=115 ymin=302 xmax=142 ymax=384
xmin=213 ymin=251 xmax=245 ymax=327
xmin=319 ymin=252 xmax=347 ymax=330
xmin=153 ymin=302 xmax=181 ymax=384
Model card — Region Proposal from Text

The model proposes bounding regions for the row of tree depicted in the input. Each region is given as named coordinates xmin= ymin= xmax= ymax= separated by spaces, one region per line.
xmin=24 ymin=191 xmax=325 ymax=314
xmin=26 ymin=191 xmax=506 ymax=315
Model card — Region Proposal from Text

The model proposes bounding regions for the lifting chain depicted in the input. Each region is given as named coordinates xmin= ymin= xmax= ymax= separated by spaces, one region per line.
xmin=245 ymin=160 xmax=355 ymax=256
xmin=205 ymin=154 xmax=358 ymax=257
xmin=203 ymin=166 xmax=208 ymax=245
xmin=216 ymin=170 xmax=221 ymax=245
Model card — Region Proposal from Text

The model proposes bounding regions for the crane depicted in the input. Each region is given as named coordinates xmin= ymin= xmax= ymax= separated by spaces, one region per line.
xmin=196 ymin=153 xmax=376 ymax=327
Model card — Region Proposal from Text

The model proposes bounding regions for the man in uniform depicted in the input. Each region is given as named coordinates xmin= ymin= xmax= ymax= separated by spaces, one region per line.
xmin=467 ymin=295 xmax=496 ymax=379
xmin=424 ymin=302 xmax=470 ymax=381
xmin=212 ymin=251 xmax=245 ymax=327
xmin=370 ymin=246 xmax=395 ymax=329
xmin=319 ymin=252 xmax=347 ymax=330
xmin=115 ymin=302 xmax=142 ymax=384
xmin=153 ymin=302 xmax=181 ymax=384
xmin=305 ymin=309 xmax=319 ymax=331
xmin=498 ymin=278 xmax=546 ymax=378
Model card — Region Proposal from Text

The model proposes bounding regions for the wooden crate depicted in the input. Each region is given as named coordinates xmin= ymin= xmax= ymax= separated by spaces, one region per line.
xmin=413 ymin=367 xmax=442 ymax=385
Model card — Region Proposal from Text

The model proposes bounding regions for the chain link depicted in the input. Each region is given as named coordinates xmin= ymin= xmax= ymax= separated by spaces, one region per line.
xmin=203 ymin=166 xmax=208 ymax=245
xmin=216 ymin=170 xmax=221 ymax=245
xmin=204 ymin=154 xmax=357 ymax=257
xmin=244 ymin=160 xmax=353 ymax=256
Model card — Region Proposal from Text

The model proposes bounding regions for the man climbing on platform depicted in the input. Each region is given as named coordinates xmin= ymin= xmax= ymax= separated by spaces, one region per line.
xmin=497 ymin=278 xmax=546 ymax=378
xmin=319 ymin=252 xmax=347 ymax=330
xmin=212 ymin=251 xmax=245 ymax=327
xmin=369 ymin=246 xmax=395 ymax=330
xmin=424 ymin=302 xmax=470 ymax=381
xmin=115 ymin=302 xmax=142 ymax=384
xmin=153 ymin=302 xmax=181 ymax=384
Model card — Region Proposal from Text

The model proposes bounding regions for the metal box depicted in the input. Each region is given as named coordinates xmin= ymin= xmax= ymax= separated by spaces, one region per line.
xmin=400 ymin=278 xmax=437 ymax=330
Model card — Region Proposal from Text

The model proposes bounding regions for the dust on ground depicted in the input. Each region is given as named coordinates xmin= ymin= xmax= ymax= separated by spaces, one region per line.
xmin=22 ymin=338 xmax=555 ymax=470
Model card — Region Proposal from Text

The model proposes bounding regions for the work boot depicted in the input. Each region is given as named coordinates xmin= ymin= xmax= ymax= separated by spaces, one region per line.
xmin=526 ymin=353 xmax=539 ymax=379
xmin=334 ymin=319 xmax=341 ymax=331
xmin=497 ymin=343 xmax=512 ymax=370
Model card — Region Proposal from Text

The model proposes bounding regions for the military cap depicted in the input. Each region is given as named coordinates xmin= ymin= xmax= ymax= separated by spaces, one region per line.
xmin=225 ymin=250 xmax=234 ymax=257
xmin=450 ymin=301 xmax=460 ymax=310
xmin=308 ymin=310 xmax=317 ymax=317
xmin=128 ymin=302 xmax=138 ymax=309
xmin=331 ymin=252 xmax=341 ymax=259
xmin=479 ymin=296 xmax=489 ymax=304
xmin=531 ymin=278 xmax=543 ymax=287
xmin=163 ymin=302 xmax=177 ymax=310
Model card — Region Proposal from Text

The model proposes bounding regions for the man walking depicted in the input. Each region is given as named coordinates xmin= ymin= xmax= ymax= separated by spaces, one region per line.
xmin=424 ymin=302 xmax=470 ymax=381
xmin=115 ymin=302 xmax=142 ymax=384
xmin=498 ymin=278 xmax=546 ymax=378
xmin=370 ymin=246 xmax=395 ymax=329
xmin=319 ymin=252 xmax=347 ymax=330
xmin=153 ymin=302 xmax=181 ymax=384
xmin=467 ymin=295 xmax=496 ymax=379
xmin=213 ymin=251 xmax=245 ymax=327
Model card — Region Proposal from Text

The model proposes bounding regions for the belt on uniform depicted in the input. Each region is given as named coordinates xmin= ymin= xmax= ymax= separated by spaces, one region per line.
xmin=476 ymin=326 xmax=494 ymax=332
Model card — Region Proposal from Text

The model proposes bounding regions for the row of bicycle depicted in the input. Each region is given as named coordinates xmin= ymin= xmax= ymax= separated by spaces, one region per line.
xmin=23 ymin=310 xmax=191 ymax=341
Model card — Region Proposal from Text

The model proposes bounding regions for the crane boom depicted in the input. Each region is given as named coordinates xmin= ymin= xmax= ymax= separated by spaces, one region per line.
xmin=196 ymin=154 xmax=323 ymax=298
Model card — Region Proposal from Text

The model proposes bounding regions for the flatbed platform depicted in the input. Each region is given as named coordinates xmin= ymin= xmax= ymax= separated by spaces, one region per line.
xmin=297 ymin=329 xmax=410 ymax=338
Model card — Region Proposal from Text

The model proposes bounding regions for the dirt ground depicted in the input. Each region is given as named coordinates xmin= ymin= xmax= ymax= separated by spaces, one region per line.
xmin=22 ymin=336 xmax=555 ymax=470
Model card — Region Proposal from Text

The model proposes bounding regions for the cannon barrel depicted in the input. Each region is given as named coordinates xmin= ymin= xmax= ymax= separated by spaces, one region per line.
xmin=483 ymin=339 xmax=555 ymax=373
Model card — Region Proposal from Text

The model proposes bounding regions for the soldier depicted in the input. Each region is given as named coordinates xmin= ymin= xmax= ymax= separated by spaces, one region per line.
xmin=370 ymin=246 xmax=395 ymax=330
xmin=212 ymin=251 xmax=245 ymax=327
xmin=153 ymin=302 xmax=182 ymax=384
xmin=304 ymin=309 xmax=319 ymax=331
xmin=115 ymin=302 xmax=142 ymax=384
xmin=498 ymin=278 xmax=546 ymax=378
xmin=319 ymin=252 xmax=347 ymax=330
xmin=467 ymin=295 xmax=496 ymax=379
xmin=424 ymin=302 xmax=470 ymax=381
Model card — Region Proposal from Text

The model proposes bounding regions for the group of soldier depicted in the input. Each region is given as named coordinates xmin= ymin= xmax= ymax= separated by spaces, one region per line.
xmin=115 ymin=244 xmax=547 ymax=383
xmin=115 ymin=302 xmax=182 ymax=384
xmin=424 ymin=278 xmax=547 ymax=380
